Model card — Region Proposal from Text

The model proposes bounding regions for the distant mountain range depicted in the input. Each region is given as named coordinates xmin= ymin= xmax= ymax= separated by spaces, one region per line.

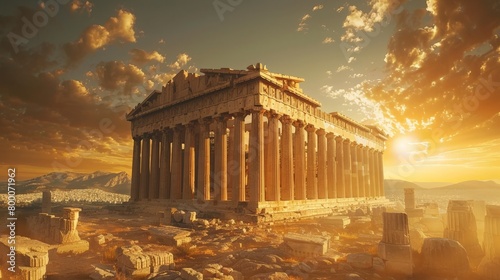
xmin=384 ymin=179 xmax=500 ymax=192
xmin=384 ymin=179 xmax=500 ymax=206
xmin=3 ymin=171 xmax=499 ymax=199
xmin=1 ymin=171 xmax=130 ymax=195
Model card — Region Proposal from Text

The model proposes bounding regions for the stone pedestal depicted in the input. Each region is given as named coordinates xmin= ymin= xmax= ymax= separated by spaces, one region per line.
xmin=378 ymin=212 xmax=412 ymax=276
xmin=443 ymin=200 xmax=483 ymax=258
xmin=41 ymin=190 xmax=51 ymax=214
xmin=478 ymin=205 xmax=500 ymax=279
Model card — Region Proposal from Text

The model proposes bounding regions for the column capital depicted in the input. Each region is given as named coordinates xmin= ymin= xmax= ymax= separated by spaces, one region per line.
xmin=265 ymin=110 xmax=281 ymax=119
xmin=142 ymin=133 xmax=151 ymax=140
xmin=350 ymin=141 xmax=358 ymax=147
xmin=316 ymin=128 xmax=326 ymax=136
xmin=343 ymin=138 xmax=351 ymax=143
xmin=335 ymin=135 xmax=344 ymax=142
xmin=280 ymin=115 xmax=293 ymax=125
xmin=248 ymin=108 xmax=266 ymax=115
xmin=197 ymin=117 xmax=212 ymax=126
xmin=215 ymin=113 xmax=231 ymax=122
xmin=232 ymin=111 xmax=247 ymax=120
xmin=305 ymin=124 xmax=315 ymax=132
xmin=293 ymin=119 xmax=305 ymax=128
xmin=326 ymin=132 xmax=335 ymax=139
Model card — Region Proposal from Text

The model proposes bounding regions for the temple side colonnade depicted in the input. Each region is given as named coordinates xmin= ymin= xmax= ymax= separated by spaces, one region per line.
xmin=127 ymin=63 xmax=387 ymax=216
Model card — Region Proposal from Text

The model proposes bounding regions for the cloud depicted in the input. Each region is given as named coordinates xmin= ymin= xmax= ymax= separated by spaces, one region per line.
xmin=349 ymin=73 xmax=364 ymax=78
xmin=64 ymin=9 xmax=137 ymax=67
xmin=336 ymin=65 xmax=352 ymax=72
xmin=168 ymin=53 xmax=192 ymax=70
xmin=95 ymin=60 xmax=146 ymax=94
xmin=129 ymin=48 xmax=165 ymax=65
xmin=313 ymin=5 xmax=324 ymax=11
xmin=70 ymin=0 xmax=93 ymax=14
xmin=297 ymin=14 xmax=311 ymax=32
xmin=322 ymin=37 xmax=335 ymax=44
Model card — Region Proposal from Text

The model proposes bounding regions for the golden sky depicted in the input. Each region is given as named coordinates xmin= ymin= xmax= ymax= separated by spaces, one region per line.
xmin=0 ymin=0 xmax=499 ymax=183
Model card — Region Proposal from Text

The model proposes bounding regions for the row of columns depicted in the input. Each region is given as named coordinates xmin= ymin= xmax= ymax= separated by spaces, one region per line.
xmin=130 ymin=110 xmax=385 ymax=203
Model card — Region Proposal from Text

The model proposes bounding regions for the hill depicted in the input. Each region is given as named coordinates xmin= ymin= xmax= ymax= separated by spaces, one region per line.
xmin=437 ymin=180 xmax=500 ymax=190
xmin=1 ymin=171 xmax=130 ymax=195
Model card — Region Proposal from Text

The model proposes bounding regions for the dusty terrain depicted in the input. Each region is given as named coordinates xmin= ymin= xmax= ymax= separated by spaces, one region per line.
xmin=4 ymin=202 xmax=486 ymax=280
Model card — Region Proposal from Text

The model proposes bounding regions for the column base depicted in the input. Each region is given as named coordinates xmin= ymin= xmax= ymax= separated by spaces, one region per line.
xmin=127 ymin=197 xmax=393 ymax=223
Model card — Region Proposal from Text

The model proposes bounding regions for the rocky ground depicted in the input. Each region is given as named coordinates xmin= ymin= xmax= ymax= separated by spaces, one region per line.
xmin=3 ymin=203 xmax=487 ymax=280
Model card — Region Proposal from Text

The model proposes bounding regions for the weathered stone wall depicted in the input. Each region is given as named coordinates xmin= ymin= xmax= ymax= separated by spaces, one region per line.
xmin=28 ymin=207 xmax=82 ymax=244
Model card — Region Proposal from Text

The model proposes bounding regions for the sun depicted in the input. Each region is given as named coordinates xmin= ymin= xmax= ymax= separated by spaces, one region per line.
xmin=393 ymin=136 xmax=418 ymax=158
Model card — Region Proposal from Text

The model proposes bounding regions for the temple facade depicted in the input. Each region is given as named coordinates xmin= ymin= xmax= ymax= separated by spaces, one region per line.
xmin=126 ymin=63 xmax=387 ymax=220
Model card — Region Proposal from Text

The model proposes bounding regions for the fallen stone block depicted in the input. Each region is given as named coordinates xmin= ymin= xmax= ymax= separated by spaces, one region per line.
xmin=323 ymin=216 xmax=351 ymax=228
xmin=249 ymin=271 xmax=289 ymax=280
xmin=56 ymin=240 xmax=89 ymax=254
xmin=183 ymin=211 xmax=197 ymax=224
xmin=180 ymin=267 xmax=203 ymax=280
xmin=19 ymin=265 xmax=47 ymax=280
xmin=283 ymin=232 xmax=330 ymax=257
xmin=346 ymin=253 xmax=373 ymax=269
xmin=89 ymin=264 xmax=115 ymax=280
xmin=148 ymin=226 xmax=192 ymax=246
xmin=116 ymin=245 xmax=151 ymax=270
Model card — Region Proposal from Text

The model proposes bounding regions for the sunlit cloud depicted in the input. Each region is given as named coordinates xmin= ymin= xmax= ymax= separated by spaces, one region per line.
xmin=322 ymin=37 xmax=335 ymax=44
xmin=64 ymin=9 xmax=137 ymax=67
xmin=297 ymin=14 xmax=311 ymax=32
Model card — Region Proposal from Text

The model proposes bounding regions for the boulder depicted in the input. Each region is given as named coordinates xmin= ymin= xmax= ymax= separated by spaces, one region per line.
xmin=420 ymin=238 xmax=470 ymax=277
xmin=346 ymin=253 xmax=373 ymax=269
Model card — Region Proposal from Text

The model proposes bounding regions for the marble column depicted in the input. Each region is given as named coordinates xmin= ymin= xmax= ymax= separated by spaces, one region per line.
xmin=335 ymin=136 xmax=345 ymax=198
xmin=404 ymin=188 xmax=415 ymax=210
xmin=140 ymin=135 xmax=150 ymax=200
xmin=182 ymin=124 xmax=195 ymax=199
xmin=149 ymin=134 xmax=160 ymax=199
xmin=363 ymin=146 xmax=370 ymax=198
xmin=214 ymin=116 xmax=228 ymax=201
xmin=131 ymin=137 xmax=141 ymax=201
xmin=317 ymin=129 xmax=327 ymax=199
xmin=343 ymin=139 xmax=352 ymax=198
xmin=159 ymin=130 xmax=171 ymax=199
xmin=197 ymin=121 xmax=211 ymax=201
xmin=370 ymin=149 xmax=378 ymax=197
xmin=374 ymin=150 xmax=381 ymax=197
xmin=265 ymin=113 xmax=280 ymax=201
xmin=249 ymin=110 xmax=265 ymax=204
xmin=280 ymin=116 xmax=294 ymax=201
xmin=378 ymin=151 xmax=385 ymax=197
xmin=293 ymin=121 xmax=306 ymax=200
xmin=381 ymin=212 xmax=410 ymax=245
xmin=350 ymin=142 xmax=359 ymax=198
xmin=170 ymin=127 xmax=183 ymax=199
xmin=357 ymin=145 xmax=365 ymax=198
xmin=306 ymin=124 xmax=317 ymax=199
xmin=326 ymin=133 xmax=336 ymax=199
xmin=231 ymin=113 xmax=246 ymax=202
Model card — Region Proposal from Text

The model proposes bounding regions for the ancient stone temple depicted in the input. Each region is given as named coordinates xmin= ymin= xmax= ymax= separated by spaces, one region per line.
xmin=126 ymin=63 xmax=387 ymax=221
